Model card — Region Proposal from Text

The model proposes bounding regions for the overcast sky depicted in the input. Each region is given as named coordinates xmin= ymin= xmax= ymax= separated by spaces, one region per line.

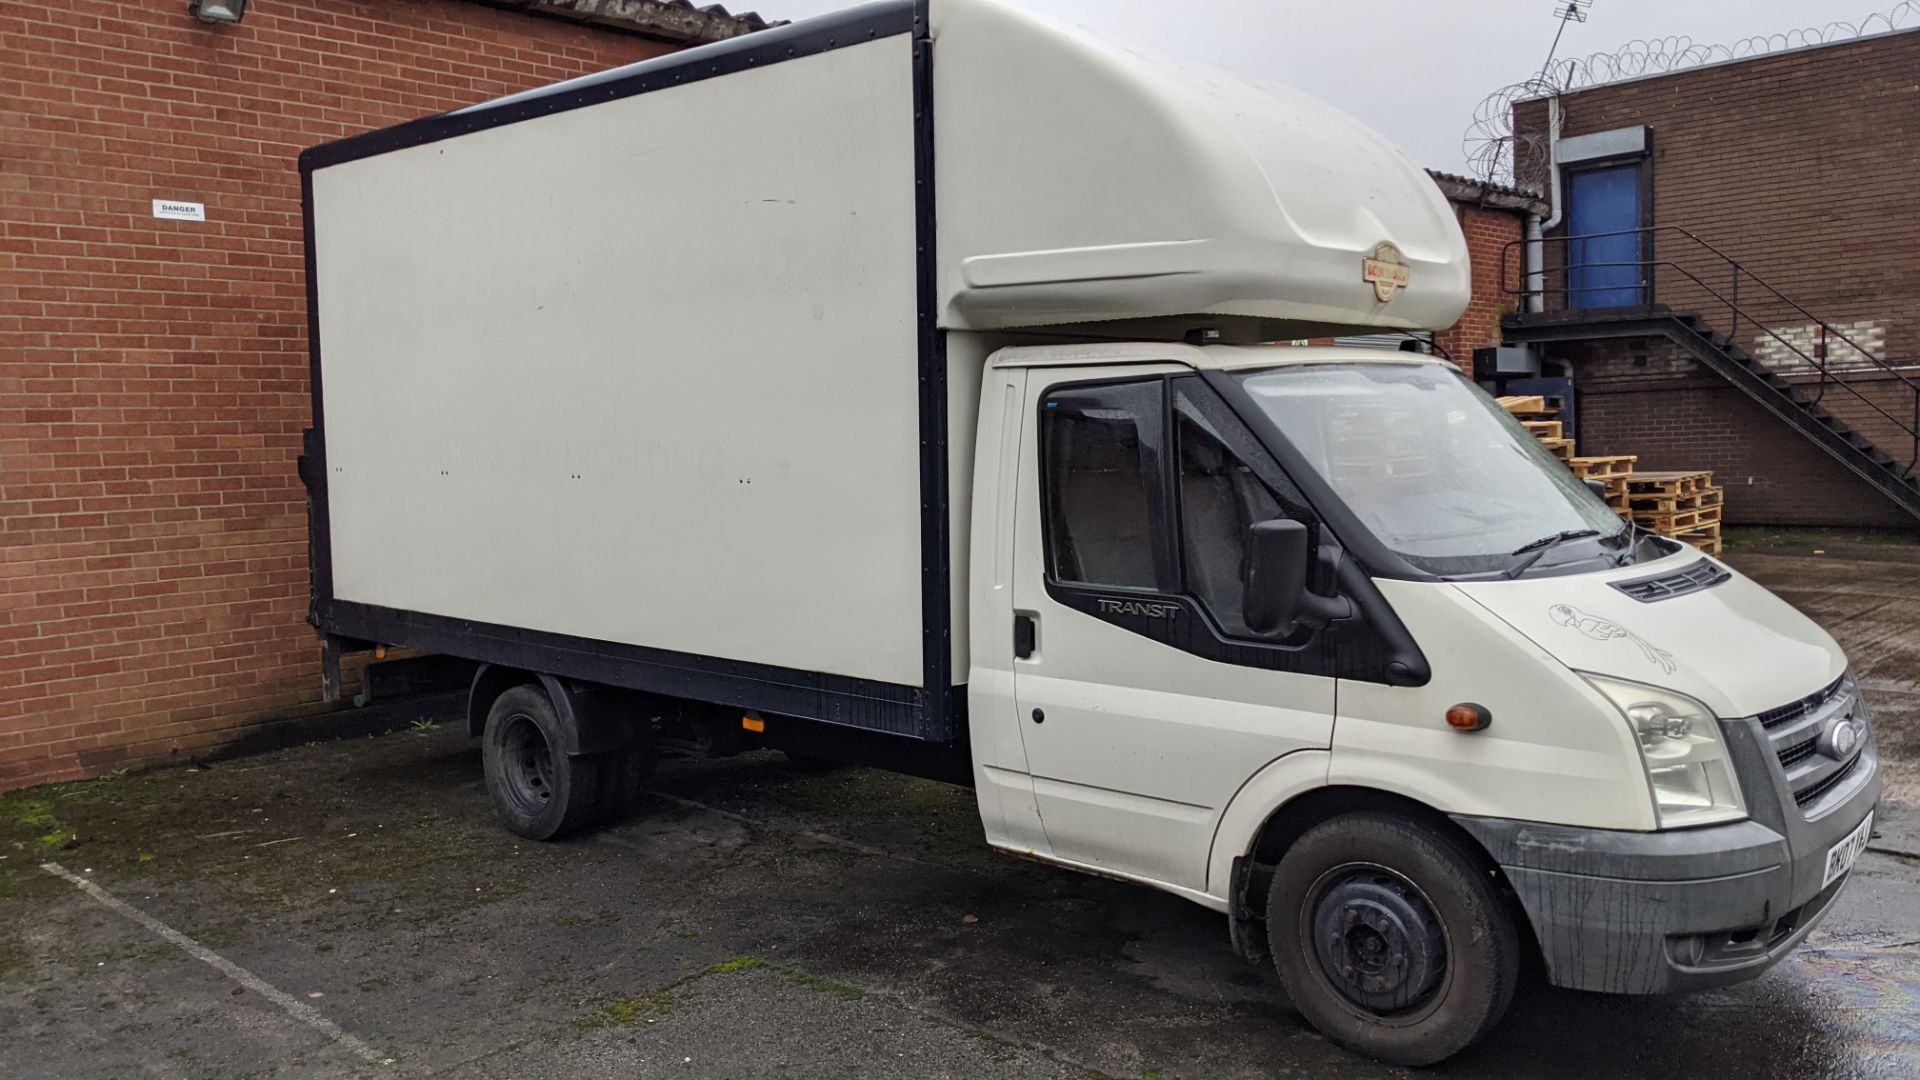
xmin=751 ymin=0 xmax=1905 ymax=174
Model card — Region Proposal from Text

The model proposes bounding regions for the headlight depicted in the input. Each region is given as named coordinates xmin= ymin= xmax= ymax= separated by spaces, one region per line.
xmin=1583 ymin=674 xmax=1747 ymax=828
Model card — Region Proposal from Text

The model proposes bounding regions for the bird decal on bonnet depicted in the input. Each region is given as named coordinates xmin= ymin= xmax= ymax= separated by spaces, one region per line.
xmin=1547 ymin=604 xmax=1678 ymax=675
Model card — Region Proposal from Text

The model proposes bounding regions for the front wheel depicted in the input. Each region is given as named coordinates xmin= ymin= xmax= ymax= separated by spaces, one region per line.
xmin=1266 ymin=812 xmax=1519 ymax=1067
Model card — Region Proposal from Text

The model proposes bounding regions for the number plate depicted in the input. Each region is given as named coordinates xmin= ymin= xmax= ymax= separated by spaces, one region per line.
xmin=1822 ymin=810 xmax=1874 ymax=889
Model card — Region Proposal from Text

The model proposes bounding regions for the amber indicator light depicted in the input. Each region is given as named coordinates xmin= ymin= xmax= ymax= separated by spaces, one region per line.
xmin=1446 ymin=703 xmax=1491 ymax=732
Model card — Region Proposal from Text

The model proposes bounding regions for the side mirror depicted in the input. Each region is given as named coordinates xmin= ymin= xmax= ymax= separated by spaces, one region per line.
xmin=1585 ymin=477 xmax=1608 ymax=500
xmin=1244 ymin=519 xmax=1311 ymax=636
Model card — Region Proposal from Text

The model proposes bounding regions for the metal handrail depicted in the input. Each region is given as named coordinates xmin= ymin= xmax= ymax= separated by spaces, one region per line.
xmin=1502 ymin=225 xmax=1920 ymax=475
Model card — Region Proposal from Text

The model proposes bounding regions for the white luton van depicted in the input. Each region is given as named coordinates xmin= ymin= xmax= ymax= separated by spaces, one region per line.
xmin=299 ymin=0 xmax=1880 ymax=1064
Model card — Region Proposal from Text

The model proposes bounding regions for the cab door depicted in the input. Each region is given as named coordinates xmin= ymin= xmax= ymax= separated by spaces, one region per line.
xmin=1009 ymin=367 xmax=1336 ymax=892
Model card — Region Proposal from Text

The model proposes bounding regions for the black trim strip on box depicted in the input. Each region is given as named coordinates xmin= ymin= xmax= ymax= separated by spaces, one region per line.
xmin=298 ymin=0 xmax=959 ymax=741
xmin=329 ymin=601 xmax=930 ymax=737
xmin=910 ymin=0 xmax=954 ymax=731
xmin=297 ymin=0 xmax=919 ymax=172
xmin=299 ymin=166 xmax=333 ymax=628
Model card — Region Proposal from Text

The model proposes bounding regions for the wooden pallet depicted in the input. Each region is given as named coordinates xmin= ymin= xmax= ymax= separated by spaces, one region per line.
xmin=1521 ymin=419 xmax=1563 ymax=439
xmin=1569 ymin=454 xmax=1637 ymax=480
xmin=1631 ymin=505 xmax=1723 ymax=531
xmin=1599 ymin=473 xmax=1629 ymax=512
xmin=1537 ymin=437 xmax=1575 ymax=462
xmin=1498 ymin=394 xmax=1564 ymax=421
xmin=1627 ymin=470 xmax=1714 ymax=496
xmin=1672 ymin=520 xmax=1723 ymax=555
xmin=1628 ymin=486 xmax=1724 ymax=513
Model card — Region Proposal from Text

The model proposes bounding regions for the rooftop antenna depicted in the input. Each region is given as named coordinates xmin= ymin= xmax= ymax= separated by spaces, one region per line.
xmin=1539 ymin=1 xmax=1594 ymax=85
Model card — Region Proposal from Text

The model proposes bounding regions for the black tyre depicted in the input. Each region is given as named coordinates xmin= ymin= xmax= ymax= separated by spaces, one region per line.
xmin=481 ymin=684 xmax=603 ymax=840
xmin=594 ymin=746 xmax=655 ymax=826
xmin=1266 ymin=812 xmax=1519 ymax=1067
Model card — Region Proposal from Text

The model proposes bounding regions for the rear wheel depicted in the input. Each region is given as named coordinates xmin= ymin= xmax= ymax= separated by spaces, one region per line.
xmin=1266 ymin=812 xmax=1518 ymax=1067
xmin=481 ymin=685 xmax=603 ymax=840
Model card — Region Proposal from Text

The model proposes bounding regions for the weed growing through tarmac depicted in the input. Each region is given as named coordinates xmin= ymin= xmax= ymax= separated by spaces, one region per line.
xmin=579 ymin=956 xmax=865 ymax=1028
xmin=11 ymin=801 xmax=77 ymax=852
xmin=1 ymin=767 xmax=147 ymax=858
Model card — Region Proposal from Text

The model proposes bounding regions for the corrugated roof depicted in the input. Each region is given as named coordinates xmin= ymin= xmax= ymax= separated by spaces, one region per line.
xmin=477 ymin=0 xmax=781 ymax=44
xmin=1425 ymin=168 xmax=1547 ymax=213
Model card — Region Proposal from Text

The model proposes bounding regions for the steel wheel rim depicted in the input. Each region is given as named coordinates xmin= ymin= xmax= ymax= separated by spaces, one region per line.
xmin=497 ymin=713 xmax=556 ymax=817
xmin=1301 ymin=861 xmax=1451 ymax=1021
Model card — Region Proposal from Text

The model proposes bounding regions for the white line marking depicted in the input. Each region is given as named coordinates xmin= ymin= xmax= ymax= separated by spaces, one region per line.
xmin=40 ymin=861 xmax=387 ymax=1065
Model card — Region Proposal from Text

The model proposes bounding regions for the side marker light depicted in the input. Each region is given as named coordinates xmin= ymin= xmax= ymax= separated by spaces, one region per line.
xmin=1446 ymin=703 xmax=1492 ymax=732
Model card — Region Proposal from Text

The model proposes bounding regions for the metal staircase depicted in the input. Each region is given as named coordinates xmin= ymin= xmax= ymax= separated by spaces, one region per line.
xmin=1501 ymin=226 xmax=1920 ymax=524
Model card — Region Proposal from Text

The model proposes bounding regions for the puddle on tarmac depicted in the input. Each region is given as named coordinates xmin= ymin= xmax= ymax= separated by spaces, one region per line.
xmin=1782 ymin=938 xmax=1920 ymax=1075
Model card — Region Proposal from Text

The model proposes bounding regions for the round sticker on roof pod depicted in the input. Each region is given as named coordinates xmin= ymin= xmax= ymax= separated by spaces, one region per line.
xmin=1362 ymin=242 xmax=1411 ymax=302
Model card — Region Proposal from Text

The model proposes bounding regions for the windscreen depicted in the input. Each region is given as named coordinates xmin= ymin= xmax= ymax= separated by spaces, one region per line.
xmin=1233 ymin=362 xmax=1631 ymax=577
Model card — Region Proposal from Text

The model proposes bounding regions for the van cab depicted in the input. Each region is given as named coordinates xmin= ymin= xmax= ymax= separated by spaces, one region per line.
xmin=967 ymin=342 xmax=1878 ymax=1061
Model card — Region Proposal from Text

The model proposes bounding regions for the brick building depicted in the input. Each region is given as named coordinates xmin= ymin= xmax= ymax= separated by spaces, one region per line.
xmin=0 ymin=0 xmax=765 ymax=789
xmin=1425 ymin=171 xmax=1543 ymax=367
xmin=1506 ymin=27 xmax=1920 ymax=527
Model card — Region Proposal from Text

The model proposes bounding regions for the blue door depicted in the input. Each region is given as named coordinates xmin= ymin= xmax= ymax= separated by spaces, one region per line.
xmin=1566 ymin=165 xmax=1645 ymax=309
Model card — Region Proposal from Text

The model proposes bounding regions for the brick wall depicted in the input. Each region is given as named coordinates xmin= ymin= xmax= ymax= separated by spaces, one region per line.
xmin=1513 ymin=29 xmax=1920 ymax=368
xmin=1563 ymin=337 xmax=1911 ymax=528
xmin=0 ymin=1 xmax=676 ymax=789
xmin=1434 ymin=203 xmax=1525 ymax=369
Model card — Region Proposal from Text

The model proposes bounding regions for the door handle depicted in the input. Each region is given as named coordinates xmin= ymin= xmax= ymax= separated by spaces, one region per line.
xmin=1013 ymin=614 xmax=1036 ymax=659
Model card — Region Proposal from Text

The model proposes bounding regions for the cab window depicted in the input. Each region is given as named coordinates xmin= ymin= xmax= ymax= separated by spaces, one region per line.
xmin=1167 ymin=382 xmax=1290 ymax=634
xmin=1039 ymin=379 xmax=1170 ymax=590
xmin=1039 ymin=375 xmax=1314 ymax=639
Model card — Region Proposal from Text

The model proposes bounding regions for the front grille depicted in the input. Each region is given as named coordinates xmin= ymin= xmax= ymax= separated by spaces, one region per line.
xmin=1794 ymin=753 xmax=1862 ymax=808
xmin=1777 ymin=736 xmax=1819 ymax=770
xmin=1756 ymin=672 xmax=1868 ymax=817
xmin=1610 ymin=559 xmax=1732 ymax=602
xmin=1758 ymin=675 xmax=1848 ymax=731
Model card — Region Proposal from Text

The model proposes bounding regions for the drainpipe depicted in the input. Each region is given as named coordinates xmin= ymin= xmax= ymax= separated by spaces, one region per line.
xmin=1524 ymin=214 xmax=1544 ymax=313
xmin=1526 ymin=95 xmax=1565 ymax=314
xmin=1541 ymin=96 xmax=1565 ymax=231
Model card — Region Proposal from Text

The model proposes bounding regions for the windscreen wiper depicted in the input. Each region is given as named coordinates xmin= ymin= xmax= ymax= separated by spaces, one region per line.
xmin=1613 ymin=520 xmax=1649 ymax=567
xmin=1504 ymin=528 xmax=1601 ymax=579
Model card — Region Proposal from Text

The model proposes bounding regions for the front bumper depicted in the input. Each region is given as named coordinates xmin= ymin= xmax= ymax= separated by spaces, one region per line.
xmin=1453 ymin=716 xmax=1880 ymax=995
